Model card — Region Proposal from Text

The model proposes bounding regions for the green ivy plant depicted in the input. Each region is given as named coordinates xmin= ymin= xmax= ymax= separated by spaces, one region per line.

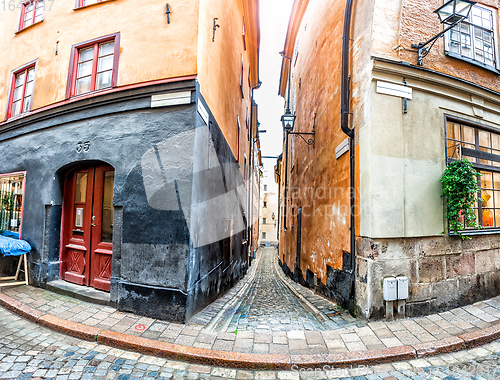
xmin=440 ymin=159 xmax=481 ymax=239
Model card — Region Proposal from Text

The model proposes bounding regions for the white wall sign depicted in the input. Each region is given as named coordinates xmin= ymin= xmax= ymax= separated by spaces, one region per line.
xmin=151 ymin=91 xmax=192 ymax=108
xmin=197 ymin=101 xmax=209 ymax=125
xmin=336 ymin=137 xmax=350 ymax=159
xmin=376 ymin=81 xmax=412 ymax=99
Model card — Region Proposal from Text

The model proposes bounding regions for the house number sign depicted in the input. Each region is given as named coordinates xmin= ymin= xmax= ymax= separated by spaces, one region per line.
xmin=76 ymin=141 xmax=90 ymax=153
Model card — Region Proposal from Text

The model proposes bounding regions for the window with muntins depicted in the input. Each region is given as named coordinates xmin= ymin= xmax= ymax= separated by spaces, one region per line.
xmin=67 ymin=33 xmax=120 ymax=98
xmin=19 ymin=0 xmax=44 ymax=30
xmin=446 ymin=119 xmax=500 ymax=229
xmin=0 ymin=172 xmax=26 ymax=236
xmin=446 ymin=4 xmax=498 ymax=70
xmin=8 ymin=64 xmax=36 ymax=119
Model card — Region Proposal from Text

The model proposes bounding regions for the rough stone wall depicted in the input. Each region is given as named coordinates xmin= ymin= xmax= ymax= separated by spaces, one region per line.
xmin=356 ymin=235 xmax=500 ymax=319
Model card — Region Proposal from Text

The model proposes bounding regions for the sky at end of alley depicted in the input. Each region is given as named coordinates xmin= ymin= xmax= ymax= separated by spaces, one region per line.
xmin=254 ymin=0 xmax=294 ymax=162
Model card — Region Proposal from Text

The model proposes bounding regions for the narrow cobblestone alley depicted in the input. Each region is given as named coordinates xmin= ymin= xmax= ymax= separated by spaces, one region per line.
xmin=199 ymin=247 xmax=351 ymax=334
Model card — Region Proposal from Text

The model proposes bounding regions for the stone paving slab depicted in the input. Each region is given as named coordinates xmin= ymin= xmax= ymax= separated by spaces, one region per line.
xmin=2 ymin=247 xmax=500 ymax=369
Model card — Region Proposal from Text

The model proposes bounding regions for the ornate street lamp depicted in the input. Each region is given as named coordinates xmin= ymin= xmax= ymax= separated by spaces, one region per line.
xmin=281 ymin=109 xmax=296 ymax=132
xmin=412 ymin=0 xmax=476 ymax=65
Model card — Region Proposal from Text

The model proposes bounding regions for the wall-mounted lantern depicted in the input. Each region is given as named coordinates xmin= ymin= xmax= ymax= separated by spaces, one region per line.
xmin=411 ymin=0 xmax=476 ymax=65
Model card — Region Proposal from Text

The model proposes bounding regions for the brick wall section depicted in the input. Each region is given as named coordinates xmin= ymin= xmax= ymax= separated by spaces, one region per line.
xmin=356 ymin=235 xmax=500 ymax=319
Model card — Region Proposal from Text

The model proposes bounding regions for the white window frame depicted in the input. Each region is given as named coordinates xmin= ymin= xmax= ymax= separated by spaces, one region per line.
xmin=444 ymin=3 xmax=500 ymax=72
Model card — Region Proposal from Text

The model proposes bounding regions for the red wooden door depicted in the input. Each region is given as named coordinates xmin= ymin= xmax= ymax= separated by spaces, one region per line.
xmin=61 ymin=164 xmax=114 ymax=291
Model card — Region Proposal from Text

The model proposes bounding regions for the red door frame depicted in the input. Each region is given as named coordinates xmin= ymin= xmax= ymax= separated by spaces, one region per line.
xmin=59 ymin=164 xmax=113 ymax=291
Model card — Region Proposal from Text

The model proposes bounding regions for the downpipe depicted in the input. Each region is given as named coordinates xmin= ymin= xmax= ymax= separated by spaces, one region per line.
xmin=341 ymin=0 xmax=356 ymax=312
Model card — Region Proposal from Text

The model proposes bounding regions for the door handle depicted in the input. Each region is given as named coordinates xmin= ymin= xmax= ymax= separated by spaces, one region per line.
xmin=91 ymin=223 xmax=97 ymax=227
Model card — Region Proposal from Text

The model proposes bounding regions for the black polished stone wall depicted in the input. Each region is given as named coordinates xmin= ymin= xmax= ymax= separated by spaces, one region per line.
xmin=0 ymin=81 xmax=249 ymax=322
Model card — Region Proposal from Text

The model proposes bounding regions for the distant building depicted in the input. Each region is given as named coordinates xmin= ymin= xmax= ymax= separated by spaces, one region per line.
xmin=0 ymin=0 xmax=261 ymax=323
xmin=278 ymin=0 xmax=500 ymax=319
xmin=259 ymin=157 xmax=279 ymax=246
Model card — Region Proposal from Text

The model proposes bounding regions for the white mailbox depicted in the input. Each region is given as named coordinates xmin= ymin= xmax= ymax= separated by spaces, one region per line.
xmin=383 ymin=277 xmax=397 ymax=301
xmin=397 ymin=276 xmax=409 ymax=300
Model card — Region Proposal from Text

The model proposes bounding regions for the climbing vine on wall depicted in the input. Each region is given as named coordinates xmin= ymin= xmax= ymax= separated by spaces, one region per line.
xmin=441 ymin=159 xmax=481 ymax=239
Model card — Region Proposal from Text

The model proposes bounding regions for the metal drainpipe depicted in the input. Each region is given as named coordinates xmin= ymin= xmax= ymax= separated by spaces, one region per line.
xmin=249 ymin=81 xmax=262 ymax=262
xmin=341 ymin=0 xmax=356 ymax=309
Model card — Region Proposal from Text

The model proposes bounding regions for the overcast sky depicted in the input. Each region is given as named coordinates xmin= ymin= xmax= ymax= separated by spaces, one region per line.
xmin=254 ymin=0 xmax=294 ymax=160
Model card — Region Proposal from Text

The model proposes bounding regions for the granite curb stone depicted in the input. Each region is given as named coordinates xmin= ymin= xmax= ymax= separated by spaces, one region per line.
xmin=3 ymin=289 xmax=500 ymax=370
xmin=459 ymin=322 xmax=500 ymax=348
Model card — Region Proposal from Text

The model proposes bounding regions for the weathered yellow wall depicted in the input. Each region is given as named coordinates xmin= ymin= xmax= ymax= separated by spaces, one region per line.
xmin=197 ymin=0 xmax=256 ymax=164
xmin=0 ymin=0 xmax=199 ymax=120
xmin=280 ymin=0 xmax=350 ymax=283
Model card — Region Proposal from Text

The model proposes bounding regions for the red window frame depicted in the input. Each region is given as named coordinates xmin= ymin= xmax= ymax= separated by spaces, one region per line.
xmin=75 ymin=0 xmax=104 ymax=8
xmin=18 ymin=0 xmax=44 ymax=31
xmin=66 ymin=33 xmax=120 ymax=99
xmin=5 ymin=60 xmax=37 ymax=120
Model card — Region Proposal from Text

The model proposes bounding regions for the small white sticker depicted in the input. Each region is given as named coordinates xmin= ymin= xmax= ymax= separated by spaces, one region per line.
xmin=10 ymin=219 xmax=17 ymax=227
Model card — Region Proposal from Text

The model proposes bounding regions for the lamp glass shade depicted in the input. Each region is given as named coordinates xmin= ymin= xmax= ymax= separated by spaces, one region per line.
xmin=435 ymin=0 xmax=476 ymax=25
xmin=281 ymin=112 xmax=296 ymax=132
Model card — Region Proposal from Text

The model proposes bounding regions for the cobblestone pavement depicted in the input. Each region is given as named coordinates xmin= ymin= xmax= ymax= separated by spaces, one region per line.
xmin=2 ymin=248 xmax=500 ymax=356
xmin=2 ymin=307 xmax=500 ymax=379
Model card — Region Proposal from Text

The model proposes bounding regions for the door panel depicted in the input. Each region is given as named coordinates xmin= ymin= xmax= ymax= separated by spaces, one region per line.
xmin=61 ymin=164 xmax=114 ymax=291
xmin=90 ymin=166 xmax=114 ymax=291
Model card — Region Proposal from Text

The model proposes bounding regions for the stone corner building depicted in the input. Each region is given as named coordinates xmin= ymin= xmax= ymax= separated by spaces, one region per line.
xmin=277 ymin=0 xmax=500 ymax=319
xmin=0 ymin=0 xmax=261 ymax=323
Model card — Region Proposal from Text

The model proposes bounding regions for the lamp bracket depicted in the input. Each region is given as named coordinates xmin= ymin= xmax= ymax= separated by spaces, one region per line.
xmin=411 ymin=20 xmax=462 ymax=65
xmin=288 ymin=113 xmax=316 ymax=148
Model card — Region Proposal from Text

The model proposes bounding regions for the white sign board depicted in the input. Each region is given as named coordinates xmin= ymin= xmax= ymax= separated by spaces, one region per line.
xmin=376 ymin=81 xmax=412 ymax=99
xmin=335 ymin=137 xmax=350 ymax=159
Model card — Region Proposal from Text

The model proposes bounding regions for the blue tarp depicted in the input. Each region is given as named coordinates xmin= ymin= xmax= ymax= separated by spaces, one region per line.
xmin=1 ymin=231 xmax=19 ymax=239
xmin=0 ymin=235 xmax=31 ymax=257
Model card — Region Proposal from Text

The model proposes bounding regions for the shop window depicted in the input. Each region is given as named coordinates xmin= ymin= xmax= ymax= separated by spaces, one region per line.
xmin=66 ymin=33 xmax=120 ymax=98
xmin=18 ymin=0 xmax=44 ymax=31
xmin=0 ymin=172 xmax=26 ymax=236
xmin=446 ymin=118 xmax=500 ymax=229
xmin=7 ymin=62 xmax=36 ymax=119
xmin=445 ymin=4 xmax=499 ymax=71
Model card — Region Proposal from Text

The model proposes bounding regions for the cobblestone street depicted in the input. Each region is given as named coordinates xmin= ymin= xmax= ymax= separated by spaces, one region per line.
xmin=2 ymin=247 xmax=500 ymax=358
xmin=3 ymin=306 xmax=500 ymax=379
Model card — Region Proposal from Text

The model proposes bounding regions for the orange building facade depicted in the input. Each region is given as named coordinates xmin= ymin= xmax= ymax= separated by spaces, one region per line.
xmin=0 ymin=0 xmax=261 ymax=322
xmin=279 ymin=0 xmax=500 ymax=319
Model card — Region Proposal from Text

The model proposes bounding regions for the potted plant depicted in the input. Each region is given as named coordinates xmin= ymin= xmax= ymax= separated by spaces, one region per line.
xmin=440 ymin=158 xmax=481 ymax=239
